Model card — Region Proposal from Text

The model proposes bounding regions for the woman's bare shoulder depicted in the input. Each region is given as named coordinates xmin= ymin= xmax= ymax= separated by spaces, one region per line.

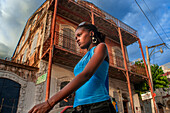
xmin=94 ymin=43 xmax=107 ymax=53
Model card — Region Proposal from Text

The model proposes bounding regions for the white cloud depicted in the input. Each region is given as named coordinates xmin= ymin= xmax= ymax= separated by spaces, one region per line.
xmin=121 ymin=0 xmax=170 ymax=65
xmin=0 ymin=0 xmax=169 ymax=65
xmin=0 ymin=42 xmax=11 ymax=59
xmin=0 ymin=0 xmax=45 ymax=59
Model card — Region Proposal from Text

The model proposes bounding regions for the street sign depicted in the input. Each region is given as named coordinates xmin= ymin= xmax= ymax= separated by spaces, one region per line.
xmin=36 ymin=73 xmax=47 ymax=84
xmin=141 ymin=92 xmax=152 ymax=100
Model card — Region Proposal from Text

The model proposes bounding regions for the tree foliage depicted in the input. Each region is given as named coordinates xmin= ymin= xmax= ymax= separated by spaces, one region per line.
xmin=151 ymin=64 xmax=169 ymax=89
xmin=134 ymin=60 xmax=169 ymax=96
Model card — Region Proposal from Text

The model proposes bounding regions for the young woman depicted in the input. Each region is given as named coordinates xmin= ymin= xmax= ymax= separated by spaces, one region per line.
xmin=29 ymin=22 xmax=116 ymax=113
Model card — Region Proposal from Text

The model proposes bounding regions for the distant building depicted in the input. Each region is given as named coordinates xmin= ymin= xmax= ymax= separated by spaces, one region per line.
xmin=160 ymin=62 xmax=170 ymax=73
xmin=159 ymin=62 xmax=170 ymax=113
xmin=1 ymin=0 xmax=151 ymax=113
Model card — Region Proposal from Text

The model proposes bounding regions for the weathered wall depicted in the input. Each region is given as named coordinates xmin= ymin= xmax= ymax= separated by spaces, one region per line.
xmin=0 ymin=70 xmax=36 ymax=113
xmin=109 ymin=77 xmax=141 ymax=113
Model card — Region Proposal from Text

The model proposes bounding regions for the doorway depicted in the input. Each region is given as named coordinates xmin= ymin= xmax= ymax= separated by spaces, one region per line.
xmin=123 ymin=100 xmax=128 ymax=113
xmin=0 ymin=78 xmax=21 ymax=113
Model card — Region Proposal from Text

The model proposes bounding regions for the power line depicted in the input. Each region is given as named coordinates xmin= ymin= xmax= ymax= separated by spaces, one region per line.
xmin=141 ymin=0 xmax=170 ymax=42
xmin=134 ymin=0 xmax=170 ymax=49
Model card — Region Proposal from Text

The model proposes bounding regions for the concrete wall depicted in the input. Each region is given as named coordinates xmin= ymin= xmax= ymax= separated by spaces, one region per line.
xmin=133 ymin=94 xmax=141 ymax=113
xmin=0 ymin=70 xmax=36 ymax=113
xmin=39 ymin=61 xmax=139 ymax=113
xmin=0 ymin=59 xmax=142 ymax=113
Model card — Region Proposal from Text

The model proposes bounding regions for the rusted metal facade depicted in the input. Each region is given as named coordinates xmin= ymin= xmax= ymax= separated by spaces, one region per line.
xmin=11 ymin=0 xmax=157 ymax=112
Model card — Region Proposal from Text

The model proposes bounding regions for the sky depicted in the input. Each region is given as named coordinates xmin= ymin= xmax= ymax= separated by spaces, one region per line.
xmin=0 ymin=0 xmax=169 ymax=66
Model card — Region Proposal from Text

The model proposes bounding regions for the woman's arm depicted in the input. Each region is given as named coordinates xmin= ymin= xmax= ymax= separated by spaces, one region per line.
xmin=29 ymin=43 xmax=108 ymax=113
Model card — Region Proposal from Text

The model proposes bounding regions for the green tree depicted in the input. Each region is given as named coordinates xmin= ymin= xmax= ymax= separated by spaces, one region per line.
xmin=134 ymin=60 xmax=169 ymax=96
xmin=151 ymin=64 xmax=169 ymax=90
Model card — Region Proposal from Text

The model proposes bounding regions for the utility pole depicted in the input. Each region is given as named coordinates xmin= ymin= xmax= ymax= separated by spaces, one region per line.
xmin=146 ymin=43 xmax=165 ymax=113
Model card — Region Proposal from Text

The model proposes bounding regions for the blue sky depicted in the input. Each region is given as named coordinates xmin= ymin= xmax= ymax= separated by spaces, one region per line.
xmin=0 ymin=0 xmax=169 ymax=66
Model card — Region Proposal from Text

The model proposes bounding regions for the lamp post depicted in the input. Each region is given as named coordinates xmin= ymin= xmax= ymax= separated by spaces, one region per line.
xmin=146 ymin=43 xmax=165 ymax=113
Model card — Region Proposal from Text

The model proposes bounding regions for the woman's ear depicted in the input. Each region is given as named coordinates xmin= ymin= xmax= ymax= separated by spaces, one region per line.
xmin=90 ymin=31 xmax=94 ymax=37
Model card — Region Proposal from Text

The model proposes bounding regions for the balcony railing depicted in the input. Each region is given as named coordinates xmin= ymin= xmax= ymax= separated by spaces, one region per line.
xmin=129 ymin=63 xmax=147 ymax=76
xmin=56 ymin=32 xmax=87 ymax=56
xmin=108 ymin=51 xmax=124 ymax=68
xmin=75 ymin=0 xmax=137 ymax=36
xmin=49 ymin=32 xmax=145 ymax=76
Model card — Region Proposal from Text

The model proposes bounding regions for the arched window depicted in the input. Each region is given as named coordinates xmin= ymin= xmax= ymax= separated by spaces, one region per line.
xmin=30 ymin=32 xmax=39 ymax=56
xmin=0 ymin=78 xmax=21 ymax=113
xmin=59 ymin=25 xmax=79 ymax=53
xmin=24 ymin=26 xmax=31 ymax=44
xmin=22 ymin=48 xmax=27 ymax=63
xmin=32 ymin=15 xmax=38 ymax=27
xmin=63 ymin=28 xmax=75 ymax=50
xmin=112 ymin=47 xmax=124 ymax=68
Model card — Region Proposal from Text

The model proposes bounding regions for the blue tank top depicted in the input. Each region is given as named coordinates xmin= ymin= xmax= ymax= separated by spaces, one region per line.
xmin=73 ymin=46 xmax=110 ymax=108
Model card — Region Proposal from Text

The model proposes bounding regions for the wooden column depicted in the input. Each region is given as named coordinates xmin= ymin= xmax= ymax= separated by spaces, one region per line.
xmin=138 ymin=39 xmax=158 ymax=113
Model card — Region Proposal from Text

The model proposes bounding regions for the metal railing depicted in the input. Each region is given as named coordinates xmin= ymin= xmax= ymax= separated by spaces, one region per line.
xmin=53 ymin=33 xmax=145 ymax=76
xmin=129 ymin=63 xmax=147 ymax=76
xmin=108 ymin=52 xmax=124 ymax=68
xmin=42 ymin=29 xmax=145 ymax=76
xmin=55 ymin=32 xmax=87 ymax=55
xmin=74 ymin=0 xmax=138 ymax=36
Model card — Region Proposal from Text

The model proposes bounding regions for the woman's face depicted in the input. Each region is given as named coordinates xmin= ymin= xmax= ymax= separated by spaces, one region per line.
xmin=75 ymin=27 xmax=92 ymax=49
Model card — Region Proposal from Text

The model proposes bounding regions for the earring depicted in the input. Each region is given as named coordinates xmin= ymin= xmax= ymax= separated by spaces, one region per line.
xmin=92 ymin=37 xmax=97 ymax=44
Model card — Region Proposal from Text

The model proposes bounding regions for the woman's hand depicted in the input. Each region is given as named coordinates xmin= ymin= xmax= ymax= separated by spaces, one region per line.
xmin=28 ymin=101 xmax=52 ymax=113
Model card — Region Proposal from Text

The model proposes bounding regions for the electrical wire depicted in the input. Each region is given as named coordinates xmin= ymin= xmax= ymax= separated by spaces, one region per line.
xmin=141 ymin=0 xmax=170 ymax=42
xmin=134 ymin=0 xmax=170 ymax=49
xmin=150 ymin=50 xmax=170 ymax=63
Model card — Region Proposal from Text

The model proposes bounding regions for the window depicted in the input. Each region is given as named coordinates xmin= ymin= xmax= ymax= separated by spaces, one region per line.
xmin=59 ymin=25 xmax=79 ymax=53
xmin=22 ymin=48 xmax=27 ymax=63
xmin=62 ymin=28 xmax=75 ymax=50
xmin=0 ymin=78 xmax=21 ymax=113
xmin=32 ymin=15 xmax=38 ymax=27
xmin=30 ymin=32 xmax=38 ymax=56
xmin=112 ymin=47 xmax=124 ymax=68
xmin=59 ymin=81 xmax=74 ymax=107
xmin=115 ymin=49 xmax=124 ymax=67
xmin=24 ymin=27 xmax=31 ymax=44
xmin=18 ymin=38 xmax=24 ymax=53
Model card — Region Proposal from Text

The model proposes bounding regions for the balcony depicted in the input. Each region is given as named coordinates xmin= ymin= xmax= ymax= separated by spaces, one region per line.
xmin=130 ymin=64 xmax=147 ymax=76
xmin=48 ymin=0 xmax=138 ymax=46
xmin=76 ymin=0 xmax=137 ymax=36
xmin=42 ymin=32 xmax=86 ymax=68
xmin=42 ymin=32 xmax=147 ymax=84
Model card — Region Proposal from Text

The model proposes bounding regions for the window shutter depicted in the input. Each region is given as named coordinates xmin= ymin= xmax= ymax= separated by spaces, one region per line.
xmin=30 ymin=33 xmax=38 ymax=56
xmin=22 ymin=48 xmax=27 ymax=63
xmin=24 ymin=27 xmax=30 ymax=44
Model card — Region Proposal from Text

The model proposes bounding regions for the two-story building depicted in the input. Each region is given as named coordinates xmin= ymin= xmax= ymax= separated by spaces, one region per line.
xmin=1 ymin=0 xmax=151 ymax=113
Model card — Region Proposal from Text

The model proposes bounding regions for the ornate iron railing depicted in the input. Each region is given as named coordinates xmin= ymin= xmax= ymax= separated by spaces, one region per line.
xmin=56 ymin=32 xmax=87 ymax=55
xmin=42 ymin=30 xmax=145 ymax=76
xmin=129 ymin=63 xmax=147 ymax=76
xmin=74 ymin=0 xmax=138 ymax=36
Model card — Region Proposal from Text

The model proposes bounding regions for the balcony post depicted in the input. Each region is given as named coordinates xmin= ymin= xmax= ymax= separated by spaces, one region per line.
xmin=137 ymin=38 xmax=158 ymax=113
xmin=45 ymin=0 xmax=58 ymax=100
xmin=118 ymin=27 xmax=135 ymax=113
xmin=90 ymin=5 xmax=94 ymax=25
